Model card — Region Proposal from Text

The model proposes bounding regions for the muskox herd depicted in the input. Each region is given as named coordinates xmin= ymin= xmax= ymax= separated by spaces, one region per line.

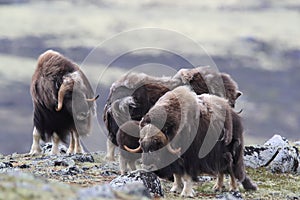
xmin=29 ymin=50 xmax=257 ymax=197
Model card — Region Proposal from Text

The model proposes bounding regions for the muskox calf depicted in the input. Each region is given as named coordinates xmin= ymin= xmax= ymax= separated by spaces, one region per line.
xmin=126 ymin=86 xmax=256 ymax=197
xmin=29 ymin=50 xmax=97 ymax=155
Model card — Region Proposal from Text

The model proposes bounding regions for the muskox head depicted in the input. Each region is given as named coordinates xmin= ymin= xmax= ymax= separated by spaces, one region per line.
xmin=124 ymin=123 xmax=181 ymax=171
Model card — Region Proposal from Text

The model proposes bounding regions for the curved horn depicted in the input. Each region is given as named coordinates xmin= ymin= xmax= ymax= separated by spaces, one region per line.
xmin=86 ymin=94 xmax=99 ymax=102
xmin=56 ymin=79 xmax=74 ymax=111
xmin=123 ymin=145 xmax=142 ymax=153
xmin=236 ymin=109 xmax=243 ymax=114
xmin=166 ymin=144 xmax=181 ymax=155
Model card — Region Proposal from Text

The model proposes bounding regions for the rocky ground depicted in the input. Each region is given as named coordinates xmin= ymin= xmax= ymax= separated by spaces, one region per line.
xmin=1 ymin=135 xmax=300 ymax=200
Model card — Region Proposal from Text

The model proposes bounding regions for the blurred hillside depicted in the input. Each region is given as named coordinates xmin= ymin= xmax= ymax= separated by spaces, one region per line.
xmin=0 ymin=0 xmax=299 ymax=154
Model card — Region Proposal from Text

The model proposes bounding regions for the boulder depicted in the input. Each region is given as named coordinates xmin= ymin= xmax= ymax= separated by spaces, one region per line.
xmin=244 ymin=134 xmax=300 ymax=173
xmin=110 ymin=170 xmax=164 ymax=197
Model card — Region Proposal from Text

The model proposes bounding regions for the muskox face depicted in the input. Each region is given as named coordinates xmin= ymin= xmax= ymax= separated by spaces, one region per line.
xmin=140 ymin=124 xmax=168 ymax=153
xmin=139 ymin=124 xmax=181 ymax=171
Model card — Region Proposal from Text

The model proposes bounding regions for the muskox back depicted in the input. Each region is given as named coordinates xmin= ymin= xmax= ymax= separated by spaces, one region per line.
xmin=174 ymin=66 xmax=242 ymax=107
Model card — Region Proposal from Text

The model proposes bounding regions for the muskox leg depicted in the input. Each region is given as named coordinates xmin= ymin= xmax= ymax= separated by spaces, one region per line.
xmin=29 ymin=127 xmax=42 ymax=155
xmin=105 ymin=139 xmax=116 ymax=161
xmin=229 ymin=172 xmax=238 ymax=191
xmin=67 ymin=131 xmax=75 ymax=154
xmin=50 ymin=132 xmax=60 ymax=155
xmin=119 ymin=155 xmax=128 ymax=175
xmin=170 ymin=174 xmax=183 ymax=194
xmin=181 ymin=174 xmax=195 ymax=197
xmin=213 ymin=173 xmax=224 ymax=192
xmin=223 ymin=152 xmax=239 ymax=191
xmin=128 ymin=160 xmax=137 ymax=172
xmin=73 ymin=131 xmax=84 ymax=154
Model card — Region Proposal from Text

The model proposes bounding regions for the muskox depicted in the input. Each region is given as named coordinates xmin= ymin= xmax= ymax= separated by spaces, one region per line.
xmin=174 ymin=66 xmax=242 ymax=108
xmin=116 ymin=120 xmax=141 ymax=174
xmin=29 ymin=50 xmax=97 ymax=155
xmin=103 ymin=66 xmax=242 ymax=161
xmin=125 ymin=86 xmax=256 ymax=197
xmin=103 ymin=73 xmax=181 ymax=160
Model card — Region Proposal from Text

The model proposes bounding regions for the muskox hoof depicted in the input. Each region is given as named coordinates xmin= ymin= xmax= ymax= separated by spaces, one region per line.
xmin=170 ymin=185 xmax=183 ymax=194
xmin=229 ymin=187 xmax=239 ymax=192
xmin=180 ymin=189 xmax=195 ymax=198
xmin=29 ymin=147 xmax=42 ymax=156
xmin=213 ymin=184 xmax=225 ymax=192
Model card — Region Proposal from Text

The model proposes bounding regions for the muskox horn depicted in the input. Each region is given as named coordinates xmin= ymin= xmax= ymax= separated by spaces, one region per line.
xmin=123 ymin=145 xmax=142 ymax=153
xmin=86 ymin=94 xmax=99 ymax=102
xmin=166 ymin=144 xmax=181 ymax=155
xmin=56 ymin=79 xmax=74 ymax=111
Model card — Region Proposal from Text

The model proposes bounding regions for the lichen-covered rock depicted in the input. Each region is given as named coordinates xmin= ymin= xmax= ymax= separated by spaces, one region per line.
xmin=0 ymin=161 xmax=13 ymax=168
xmin=268 ymin=146 xmax=299 ymax=173
xmin=244 ymin=146 xmax=278 ymax=168
xmin=264 ymin=134 xmax=289 ymax=148
xmin=244 ymin=134 xmax=300 ymax=174
xmin=41 ymin=143 xmax=67 ymax=154
xmin=216 ymin=191 xmax=243 ymax=200
xmin=110 ymin=170 xmax=164 ymax=197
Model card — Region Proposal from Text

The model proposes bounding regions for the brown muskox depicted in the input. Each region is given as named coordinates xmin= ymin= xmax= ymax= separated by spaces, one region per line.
xmin=103 ymin=67 xmax=242 ymax=161
xmin=174 ymin=66 xmax=242 ymax=108
xmin=116 ymin=120 xmax=141 ymax=174
xmin=103 ymin=73 xmax=180 ymax=160
xmin=29 ymin=50 xmax=97 ymax=155
xmin=125 ymin=86 xmax=256 ymax=197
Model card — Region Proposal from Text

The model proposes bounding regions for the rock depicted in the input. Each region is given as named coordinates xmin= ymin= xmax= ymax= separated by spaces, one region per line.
xmin=198 ymin=175 xmax=213 ymax=182
xmin=294 ymin=141 xmax=300 ymax=146
xmin=54 ymin=166 xmax=84 ymax=176
xmin=244 ymin=146 xmax=278 ymax=168
xmin=0 ymin=162 xmax=13 ymax=168
xmin=268 ymin=146 xmax=299 ymax=173
xmin=264 ymin=134 xmax=289 ymax=148
xmin=70 ymin=154 xmax=94 ymax=163
xmin=110 ymin=170 xmax=163 ymax=197
xmin=52 ymin=158 xmax=75 ymax=167
xmin=77 ymin=183 xmax=151 ymax=200
xmin=244 ymin=134 xmax=300 ymax=174
xmin=77 ymin=184 xmax=116 ymax=199
xmin=216 ymin=191 xmax=243 ymax=200
xmin=18 ymin=164 xmax=31 ymax=169
xmin=41 ymin=143 xmax=67 ymax=155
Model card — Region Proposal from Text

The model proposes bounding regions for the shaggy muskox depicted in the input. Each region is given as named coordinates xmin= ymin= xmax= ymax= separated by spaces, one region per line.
xmin=125 ymin=86 xmax=256 ymax=197
xmin=116 ymin=120 xmax=141 ymax=174
xmin=103 ymin=66 xmax=242 ymax=161
xmin=174 ymin=66 xmax=242 ymax=108
xmin=103 ymin=73 xmax=181 ymax=160
xmin=29 ymin=50 xmax=97 ymax=155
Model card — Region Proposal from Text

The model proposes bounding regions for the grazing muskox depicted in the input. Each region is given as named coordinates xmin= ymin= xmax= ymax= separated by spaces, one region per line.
xmin=125 ymin=86 xmax=256 ymax=197
xmin=103 ymin=66 xmax=242 ymax=161
xmin=116 ymin=120 xmax=141 ymax=174
xmin=103 ymin=73 xmax=181 ymax=160
xmin=29 ymin=50 xmax=97 ymax=155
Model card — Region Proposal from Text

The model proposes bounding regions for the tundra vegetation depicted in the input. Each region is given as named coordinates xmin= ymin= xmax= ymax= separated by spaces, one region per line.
xmin=0 ymin=145 xmax=299 ymax=199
